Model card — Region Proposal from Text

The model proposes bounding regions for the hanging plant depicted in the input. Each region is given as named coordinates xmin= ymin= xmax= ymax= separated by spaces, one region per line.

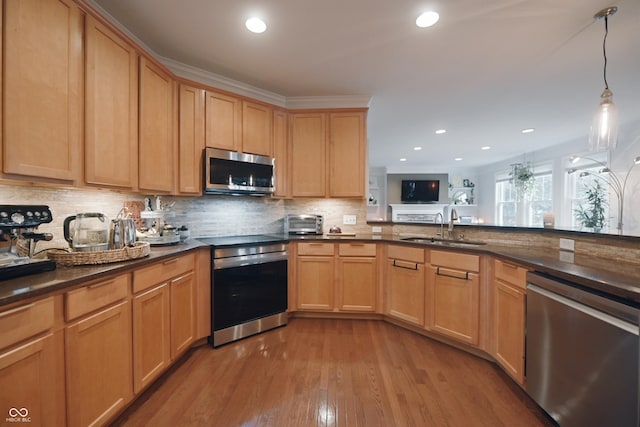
xmin=574 ymin=181 xmax=607 ymax=232
xmin=509 ymin=162 xmax=535 ymax=200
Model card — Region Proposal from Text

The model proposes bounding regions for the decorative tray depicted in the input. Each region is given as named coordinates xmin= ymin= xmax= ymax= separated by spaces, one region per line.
xmin=47 ymin=242 xmax=150 ymax=266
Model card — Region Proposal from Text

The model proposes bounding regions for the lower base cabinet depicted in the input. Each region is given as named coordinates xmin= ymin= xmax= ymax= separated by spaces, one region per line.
xmin=386 ymin=246 xmax=425 ymax=326
xmin=65 ymin=300 xmax=133 ymax=427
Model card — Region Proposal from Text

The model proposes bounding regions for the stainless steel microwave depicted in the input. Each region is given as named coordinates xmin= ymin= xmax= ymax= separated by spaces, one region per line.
xmin=204 ymin=147 xmax=275 ymax=195
xmin=285 ymin=214 xmax=324 ymax=235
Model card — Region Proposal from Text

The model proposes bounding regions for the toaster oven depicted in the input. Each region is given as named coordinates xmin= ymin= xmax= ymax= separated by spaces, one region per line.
xmin=285 ymin=214 xmax=323 ymax=235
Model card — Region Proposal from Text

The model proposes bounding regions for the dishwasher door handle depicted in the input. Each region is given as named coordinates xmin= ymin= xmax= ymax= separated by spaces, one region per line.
xmin=528 ymin=284 xmax=639 ymax=336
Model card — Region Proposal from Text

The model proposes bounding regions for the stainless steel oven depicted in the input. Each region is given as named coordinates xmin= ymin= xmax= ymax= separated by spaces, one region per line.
xmin=209 ymin=241 xmax=288 ymax=347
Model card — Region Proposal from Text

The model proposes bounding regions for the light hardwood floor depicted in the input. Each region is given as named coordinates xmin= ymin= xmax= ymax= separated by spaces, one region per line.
xmin=111 ymin=318 xmax=554 ymax=427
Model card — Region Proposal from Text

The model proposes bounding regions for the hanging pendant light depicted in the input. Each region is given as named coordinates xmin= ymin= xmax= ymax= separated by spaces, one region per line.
xmin=588 ymin=6 xmax=619 ymax=152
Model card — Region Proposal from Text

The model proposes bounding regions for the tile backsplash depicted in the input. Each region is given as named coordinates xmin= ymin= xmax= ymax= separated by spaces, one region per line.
xmin=0 ymin=184 xmax=368 ymax=251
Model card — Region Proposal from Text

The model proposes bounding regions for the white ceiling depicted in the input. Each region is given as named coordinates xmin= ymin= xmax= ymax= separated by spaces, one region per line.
xmin=92 ymin=0 xmax=640 ymax=172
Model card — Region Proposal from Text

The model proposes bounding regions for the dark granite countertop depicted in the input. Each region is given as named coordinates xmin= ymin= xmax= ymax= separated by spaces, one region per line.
xmin=2 ymin=233 xmax=638 ymax=307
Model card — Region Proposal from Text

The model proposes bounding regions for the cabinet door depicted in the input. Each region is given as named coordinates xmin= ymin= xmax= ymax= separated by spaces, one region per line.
xmin=2 ymin=0 xmax=81 ymax=181
xmin=338 ymin=257 xmax=377 ymax=312
xmin=66 ymin=300 xmax=133 ymax=427
xmin=133 ymin=284 xmax=170 ymax=394
xmin=296 ymin=256 xmax=335 ymax=311
xmin=328 ymin=112 xmax=366 ymax=197
xmin=139 ymin=57 xmax=174 ymax=193
xmin=242 ymin=101 xmax=272 ymax=156
xmin=290 ymin=113 xmax=326 ymax=197
xmin=178 ymin=84 xmax=205 ymax=194
xmin=429 ymin=266 xmax=480 ymax=345
xmin=272 ymin=110 xmax=290 ymax=198
xmin=205 ymin=91 xmax=241 ymax=151
xmin=494 ymin=280 xmax=526 ymax=384
xmin=85 ymin=15 xmax=138 ymax=189
xmin=0 ymin=332 xmax=65 ymax=426
xmin=386 ymin=259 xmax=425 ymax=326
xmin=170 ymin=272 xmax=196 ymax=359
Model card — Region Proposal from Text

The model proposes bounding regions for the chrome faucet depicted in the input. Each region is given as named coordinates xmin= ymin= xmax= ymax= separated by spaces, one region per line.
xmin=448 ymin=208 xmax=458 ymax=239
xmin=434 ymin=212 xmax=444 ymax=238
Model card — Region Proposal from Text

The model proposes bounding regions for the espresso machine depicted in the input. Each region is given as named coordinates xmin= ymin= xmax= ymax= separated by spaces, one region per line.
xmin=0 ymin=205 xmax=56 ymax=281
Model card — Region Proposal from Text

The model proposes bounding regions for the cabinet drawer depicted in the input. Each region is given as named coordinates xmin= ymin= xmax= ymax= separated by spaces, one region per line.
xmin=66 ymin=274 xmax=130 ymax=321
xmin=0 ymin=297 xmax=55 ymax=350
xmin=133 ymin=253 xmax=196 ymax=293
xmin=338 ymin=242 xmax=376 ymax=257
xmin=495 ymin=259 xmax=527 ymax=289
xmin=297 ymin=242 xmax=335 ymax=256
xmin=387 ymin=245 xmax=424 ymax=263
xmin=430 ymin=250 xmax=479 ymax=272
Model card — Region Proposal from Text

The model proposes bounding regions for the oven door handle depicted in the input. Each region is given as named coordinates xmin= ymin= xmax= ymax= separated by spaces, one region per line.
xmin=214 ymin=252 xmax=288 ymax=269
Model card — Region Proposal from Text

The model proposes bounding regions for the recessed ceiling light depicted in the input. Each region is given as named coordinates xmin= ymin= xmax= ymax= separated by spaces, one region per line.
xmin=454 ymin=157 xmax=463 ymax=161
xmin=399 ymin=158 xmax=407 ymax=162
xmin=435 ymin=129 xmax=447 ymax=134
xmin=413 ymin=146 xmax=423 ymax=151
xmin=521 ymin=128 xmax=535 ymax=134
xmin=481 ymin=146 xmax=491 ymax=150
xmin=245 ymin=17 xmax=267 ymax=33
xmin=416 ymin=11 xmax=440 ymax=28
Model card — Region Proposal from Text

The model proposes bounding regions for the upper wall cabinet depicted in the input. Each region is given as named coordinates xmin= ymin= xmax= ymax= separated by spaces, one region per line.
xmin=178 ymin=84 xmax=205 ymax=195
xmin=329 ymin=112 xmax=366 ymax=197
xmin=205 ymin=91 xmax=241 ymax=152
xmin=2 ymin=0 xmax=82 ymax=182
xmin=84 ymin=15 xmax=138 ymax=189
xmin=242 ymin=101 xmax=273 ymax=156
xmin=138 ymin=57 xmax=175 ymax=193
xmin=290 ymin=110 xmax=367 ymax=198
xmin=290 ymin=113 xmax=327 ymax=197
xmin=272 ymin=109 xmax=290 ymax=198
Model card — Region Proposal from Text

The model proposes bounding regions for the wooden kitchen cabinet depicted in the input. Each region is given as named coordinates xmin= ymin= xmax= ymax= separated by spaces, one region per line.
xmin=205 ymin=90 xmax=241 ymax=152
xmin=493 ymin=259 xmax=527 ymax=385
xmin=2 ymin=0 xmax=82 ymax=182
xmin=132 ymin=283 xmax=170 ymax=394
xmin=178 ymin=84 xmax=205 ymax=194
xmin=0 ymin=297 xmax=65 ymax=426
xmin=65 ymin=279 xmax=132 ymax=427
xmin=242 ymin=101 xmax=273 ymax=156
xmin=290 ymin=113 xmax=327 ymax=197
xmin=138 ymin=56 xmax=175 ymax=193
xmin=132 ymin=254 xmax=196 ymax=392
xmin=428 ymin=250 xmax=480 ymax=345
xmin=328 ymin=112 xmax=366 ymax=197
xmin=337 ymin=243 xmax=377 ymax=312
xmin=84 ymin=14 xmax=138 ymax=189
xmin=386 ymin=245 xmax=425 ymax=326
xmin=272 ymin=109 xmax=290 ymax=198
xmin=296 ymin=242 xmax=335 ymax=310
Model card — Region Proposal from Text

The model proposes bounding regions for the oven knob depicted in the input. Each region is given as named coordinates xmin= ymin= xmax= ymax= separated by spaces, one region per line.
xmin=34 ymin=211 xmax=41 ymax=217
xmin=26 ymin=211 xmax=34 ymax=218
xmin=0 ymin=211 xmax=7 ymax=218
xmin=11 ymin=212 xmax=25 ymax=225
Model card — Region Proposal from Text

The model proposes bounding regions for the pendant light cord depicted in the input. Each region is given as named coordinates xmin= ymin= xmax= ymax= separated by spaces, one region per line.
xmin=603 ymin=15 xmax=609 ymax=90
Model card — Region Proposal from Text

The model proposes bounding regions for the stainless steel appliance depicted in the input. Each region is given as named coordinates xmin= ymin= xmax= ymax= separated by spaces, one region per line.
xmin=199 ymin=235 xmax=288 ymax=347
xmin=285 ymin=214 xmax=323 ymax=235
xmin=0 ymin=205 xmax=56 ymax=280
xmin=526 ymin=272 xmax=639 ymax=427
xmin=204 ymin=147 xmax=275 ymax=195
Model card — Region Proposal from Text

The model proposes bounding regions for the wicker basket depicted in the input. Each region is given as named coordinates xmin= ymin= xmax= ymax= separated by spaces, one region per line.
xmin=47 ymin=242 xmax=150 ymax=266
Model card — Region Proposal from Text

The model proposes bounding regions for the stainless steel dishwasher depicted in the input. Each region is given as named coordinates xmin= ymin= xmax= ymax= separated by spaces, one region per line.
xmin=526 ymin=272 xmax=639 ymax=427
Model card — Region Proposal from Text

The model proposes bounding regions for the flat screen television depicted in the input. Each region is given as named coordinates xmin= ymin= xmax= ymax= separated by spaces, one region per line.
xmin=401 ymin=180 xmax=440 ymax=203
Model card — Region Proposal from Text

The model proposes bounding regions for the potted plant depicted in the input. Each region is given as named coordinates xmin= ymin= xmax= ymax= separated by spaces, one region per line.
xmin=574 ymin=181 xmax=607 ymax=232
xmin=510 ymin=162 xmax=535 ymax=200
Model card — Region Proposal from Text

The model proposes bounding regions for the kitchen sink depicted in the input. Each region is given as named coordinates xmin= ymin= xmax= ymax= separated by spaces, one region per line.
xmin=400 ymin=237 xmax=487 ymax=246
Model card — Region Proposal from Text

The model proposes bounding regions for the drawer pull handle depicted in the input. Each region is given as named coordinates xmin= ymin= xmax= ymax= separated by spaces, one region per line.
xmin=0 ymin=303 xmax=35 ymax=318
xmin=349 ymin=243 xmax=365 ymax=247
xmin=501 ymin=262 xmax=518 ymax=270
xmin=163 ymin=258 xmax=178 ymax=265
xmin=88 ymin=279 xmax=115 ymax=289
xmin=392 ymin=260 xmax=418 ymax=270
xmin=436 ymin=267 xmax=469 ymax=281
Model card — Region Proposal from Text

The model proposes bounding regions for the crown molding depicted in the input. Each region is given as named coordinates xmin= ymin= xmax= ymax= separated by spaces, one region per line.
xmin=285 ymin=95 xmax=372 ymax=110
